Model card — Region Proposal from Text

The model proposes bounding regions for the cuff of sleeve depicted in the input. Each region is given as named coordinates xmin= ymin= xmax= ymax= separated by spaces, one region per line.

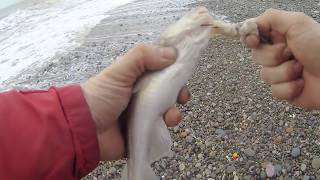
xmin=55 ymin=85 xmax=100 ymax=178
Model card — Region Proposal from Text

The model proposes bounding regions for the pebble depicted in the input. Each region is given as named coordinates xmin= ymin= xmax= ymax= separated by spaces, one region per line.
xmin=234 ymin=175 xmax=239 ymax=180
xmin=226 ymin=165 xmax=236 ymax=174
xmin=173 ymin=126 xmax=179 ymax=133
xmin=205 ymin=169 xmax=211 ymax=175
xmin=215 ymin=129 xmax=226 ymax=137
xmin=284 ymin=163 xmax=292 ymax=172
xmin=205 ymin=140 xmax=212 ymax=146
xmin=312 ymin=158 xmax=320 ymax=169
xmin=185 ymin=135 xmax=193 ymax=143
xmin=185 ymin=129 xmax=191 ymax=134
xmin=291 ymin=147 xmax=301 ymax=158
xmin=303 ymin=175 xmax=310 ymax=180
xmin=301 ymin=163 xmax=307 ymax=172
xmin=261 ymin=162 xmax=269 ymax=168
xmin=274 ymin=164 xmax=282 ymax=176
xmin=173 ymin=142 xmax=178 ymax=147
xmin=286 ymin=127 xmax=294 ymax=133
xmin=209 ymin=151 xmax=215 ymax=157
xmin=260 ymin=171 xmax=267 ymax=179
xmin=198 ymin=153 xmax=204 ymax=159
xmin=274 ymin=136 xmax=283 ymax=144
xmin=180 ymin=132 xmax=187 ymax=138
xmin=266 ymin=164 xmax=275 ymax=177
xmin=212 ymin=122 xmax=219 ymax=128
xmin=278 ymin=120 xmax=284 ymax=126
xmin=179 ymin=163 xmax=185 ymax=171
xmin=281 ymin=168 xmax=287 ymax=175
xmin=243 ymin=148 xmax=255 ymax=157
xmin=195 ymin=162 xmax=201 ymax=167
xmin=109 ymin=167 xmax=116 ymax=174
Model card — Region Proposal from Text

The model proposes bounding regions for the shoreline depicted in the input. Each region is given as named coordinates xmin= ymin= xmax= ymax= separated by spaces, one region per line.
xmin=0 ymin=0 xmax=193 ymax=91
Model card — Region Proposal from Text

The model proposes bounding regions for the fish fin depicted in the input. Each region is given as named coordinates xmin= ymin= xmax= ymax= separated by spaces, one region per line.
xmin=120 ymin=117 xmax=171 ymax=180
xmin=148 ymin=116 xmax=173 ymax=163
xmin=121 ymin=163 xmax=158 ymax=180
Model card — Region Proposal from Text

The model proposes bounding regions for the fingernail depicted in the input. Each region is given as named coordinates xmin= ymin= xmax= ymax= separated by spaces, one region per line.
xmin=293 ymin=61 xmax=303 ymax=73
xmin=282 ymin=47 xmax=293 ymax=60
xmin=159 ymin=47 xmax=177 ymax=60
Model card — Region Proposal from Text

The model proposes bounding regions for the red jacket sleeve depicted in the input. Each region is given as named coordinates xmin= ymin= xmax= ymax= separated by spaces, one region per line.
xmin=0 ymin=85 xmax=100 ymax=180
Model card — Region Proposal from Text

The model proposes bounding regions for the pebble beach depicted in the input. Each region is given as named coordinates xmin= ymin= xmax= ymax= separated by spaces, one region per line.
xmin=2 ymin=0 xmax=320 ymax=179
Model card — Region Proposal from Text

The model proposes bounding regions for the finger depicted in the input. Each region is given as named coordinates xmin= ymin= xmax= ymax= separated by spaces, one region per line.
xmin=261 ymin=60 xmax=303 ymax=84
xmin=127 ymin=44 xmax=177 ymax=71
xmin=98 ymin=125 xmax=125 ymax=161
xmin=164 ymin=107 xmax=182 ymax=127
xmin=252 ymin=43 xmax=289 ymax=66
xmin=245 ymin=34 xmax=260 ymax=48
xmin=270 ymin=29 xmax=286 ymax=44
xmin=257 ymin=8 xmax=314 ymax=38
xmin=256 ymin=17 xmax=271 ymax=39
xmin=177 ymin=86 xmax=191 ymax=104
xmin=105 ymin=44 xmax=177 ymax=85
xmin=244 ymin=27 xmax=285 ymax=48
xmin=271 ymin=78 xmax=304 ymax=101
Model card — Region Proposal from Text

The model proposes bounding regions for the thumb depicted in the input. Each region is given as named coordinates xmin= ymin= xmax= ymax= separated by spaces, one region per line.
xmin=257 ymin=9 xmax=316 ymax=38
xmin=102 ymin=44 xmax=177 ymax=86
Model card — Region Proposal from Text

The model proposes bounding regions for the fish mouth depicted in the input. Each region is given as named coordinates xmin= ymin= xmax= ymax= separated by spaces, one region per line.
xmin=200 ymin=24 xmax=213 ymax=27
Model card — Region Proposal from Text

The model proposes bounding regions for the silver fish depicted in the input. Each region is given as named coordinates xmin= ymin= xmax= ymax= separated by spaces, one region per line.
xmin=121 ymin=7 xmax=258 ymax=180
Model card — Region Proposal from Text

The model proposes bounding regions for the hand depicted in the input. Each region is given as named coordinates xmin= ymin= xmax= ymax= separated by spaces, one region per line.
xmin=81 ymin=44 xmax=190 ymax=161
xmin=244 ymin=9 xmax=320 ymax=109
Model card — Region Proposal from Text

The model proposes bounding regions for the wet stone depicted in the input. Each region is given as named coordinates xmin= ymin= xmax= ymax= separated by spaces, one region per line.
xmin=291 ymin=147 xmax=301 ymax=158
xmin=226 ymin=165 xmax=236 ymax=174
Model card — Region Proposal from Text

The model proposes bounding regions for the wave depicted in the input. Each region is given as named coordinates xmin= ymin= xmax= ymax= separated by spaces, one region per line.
xmin=0 ymin=0 xmax=134 ymax=83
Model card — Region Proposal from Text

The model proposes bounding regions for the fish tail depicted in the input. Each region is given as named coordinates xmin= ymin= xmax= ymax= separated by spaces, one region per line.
xmin=148 ymin=116 xmax=173 ymax=162
xmin=121 ymin=116 xmax=173 ymax=180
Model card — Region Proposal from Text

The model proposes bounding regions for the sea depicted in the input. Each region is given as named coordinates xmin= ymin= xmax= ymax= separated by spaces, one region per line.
xmin=0 ymin=0 xmax=134 ymax=83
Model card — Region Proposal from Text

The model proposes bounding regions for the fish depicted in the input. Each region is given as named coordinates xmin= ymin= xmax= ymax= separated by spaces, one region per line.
xmin=209 ymin=18 xmax=258 ymax=42
xmin=121 ymin=7 xmax=258 ymax=180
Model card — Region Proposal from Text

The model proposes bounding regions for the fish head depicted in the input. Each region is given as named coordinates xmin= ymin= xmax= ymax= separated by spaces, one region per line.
xmin=159 ymin=6 xmax=214 ymax=47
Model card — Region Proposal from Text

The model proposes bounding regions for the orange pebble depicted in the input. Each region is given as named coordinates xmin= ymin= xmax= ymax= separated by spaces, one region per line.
xmin=231 ymin=152 xmax=239 ymax=160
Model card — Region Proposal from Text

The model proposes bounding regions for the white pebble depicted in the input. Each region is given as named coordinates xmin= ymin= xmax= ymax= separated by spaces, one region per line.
xmin=179 ymin=163 xmax=185 ymax=171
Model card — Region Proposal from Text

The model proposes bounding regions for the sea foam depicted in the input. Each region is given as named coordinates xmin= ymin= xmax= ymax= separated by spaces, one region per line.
xmin=0 ymin=0 xmax=133 ymax=83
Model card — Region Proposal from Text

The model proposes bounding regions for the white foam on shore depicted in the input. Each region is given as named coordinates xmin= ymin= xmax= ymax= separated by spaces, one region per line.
xmin=0 ymin=0 xmax=24 ymax=10
xmin=0 ymin=0 xmax=133 ymax=84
